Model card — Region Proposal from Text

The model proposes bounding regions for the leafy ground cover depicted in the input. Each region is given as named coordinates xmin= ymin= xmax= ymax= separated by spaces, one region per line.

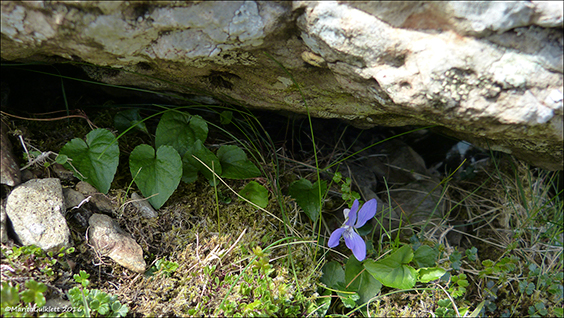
xmin=1 ymin=62 xmax=562 ymax=317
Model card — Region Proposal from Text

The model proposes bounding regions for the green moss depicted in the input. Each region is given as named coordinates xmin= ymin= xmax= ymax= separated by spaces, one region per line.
xmin=104 ymin=178 xmax=320 ymax=316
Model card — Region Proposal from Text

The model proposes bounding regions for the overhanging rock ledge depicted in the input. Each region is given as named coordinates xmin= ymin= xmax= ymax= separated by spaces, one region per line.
xmin=1 ymin=1 xmax=562 ymax=170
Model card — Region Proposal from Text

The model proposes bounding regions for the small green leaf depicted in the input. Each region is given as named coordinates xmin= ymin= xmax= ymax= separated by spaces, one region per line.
xmin=438 ymin=298 xmax=453 ymax=308
xmin=339 ymin=292 xmax=359 ymax=308
xmin=417 ymin=267 xmax=447 ymax=283
xmin=67 ymin=287 xmax=83 ymax=304
xmin=59 ymin=128 xmax=119 ymax=194
xmin=482 ymin=259 xmax=494 ymax=267
xmin=114 ymin=108 xmax=148 ymax=135
xmin=155 ymin=112 xmax=208 ymax=157
xmin=220 ymin=111 xmax=233 ymax=125
xmin=456 ymin=274 xmax=469 ymax=287
xmin=450 ymin=250 xmax=463 ymax=270
xmin=130 ymin=144 xmax=182 ymax=209
xmin=94 ymin=290 xmax=110 ymax=304
xmin=112 ymin=302 xmax=129 ymax=317
xmin=288 ymin=178 xmax=327 ymax=222
xmin=465 ymin=246 xmax=478 ymax=262
xmin=332 ymin=172 xmax=342 ymax=183
xmin=217 ymin=145 xmax=261 ymax=179
xmin=55 ymin=154 xmax=68 ymax=165
xmin=90 ymin=299 xmax=101 ymax=311
xmin=315 ymin=289 xmax=331 ymax=316
xmin=74 ymin=270 xmax=90 ymax=287
xmin=96 ymin=302 xmax=110 ymax=315
xmin=413 ymin=245 xmax=438 ymax=268
xmin=21 ymin=280 xmax=47 ymax=307
xmin=239 ymin=181 xmax=268 ymax=208
xmin=364 ymin=245 xmax=417 ymax=289
xmin=155 ymin=259 xmax=179 ymax=276
xmin=1 ymin=282 xmax=20 ymax=306
xmin=182 ymin=140 xmax=222 ymax=183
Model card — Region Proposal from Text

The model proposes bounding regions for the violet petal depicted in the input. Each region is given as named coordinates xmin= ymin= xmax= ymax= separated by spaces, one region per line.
xmin=344 ymin=230 xmax=366 ymax=261
xmin=328 ymin=227 xmax=346 ymax=248
xmin=355 ymin=198 xmax=377 ymax=228
xmin=346 ymin=199 xmax=359 ymax=227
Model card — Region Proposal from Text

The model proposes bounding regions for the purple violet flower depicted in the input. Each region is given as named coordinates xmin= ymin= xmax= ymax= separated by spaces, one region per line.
xmin=328 ymin=198 xmax=377 ymax=261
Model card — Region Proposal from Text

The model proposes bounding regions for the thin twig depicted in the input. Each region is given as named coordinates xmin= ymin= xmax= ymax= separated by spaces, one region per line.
xmin=1 ymin=110 xmax=97 ymax=128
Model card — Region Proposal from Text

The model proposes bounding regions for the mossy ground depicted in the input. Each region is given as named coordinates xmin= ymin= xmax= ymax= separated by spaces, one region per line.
xmin=1 ymin=64 xmax=562 ymax=317
xmin=2 ymin=106 xmax=325 ymax=316
xmin=108 ymin=178 xmax=321 ymax=316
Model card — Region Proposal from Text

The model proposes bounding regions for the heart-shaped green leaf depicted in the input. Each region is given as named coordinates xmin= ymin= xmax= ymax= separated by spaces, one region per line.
xmin=413 ymin=245 xmax=438 ymax=268
xmin=364 ymin=245 xmax=417 ymax=290
xmin=239 ymin=181 xmax=268 ymax=208
xmin=357 ymin=270 xmax=382 ymax=304
xmin=321 ymin=261 xmax=345 ymax=289
xmin=217 ymin=145 xmax=261 ymax=179
xmin=345 ymin=256 xmax=382 ymax=304
xmin=182 ymin=140 xmax=221 ymax=184
xmin=345 ymin=256 xmax=364 ymax=291
xmin=114 ymin=109 xmax=148 ymax=135
xmin=288 ymin=178 xmax=327 ymax=222
xmin=220 ymin=111 xmax=233 ymax=125
xmin=129 ymin=144 xmax=182 ymax=209
xmin=322 ymin=259 xmax=379 ymax=308
xmin=155 ymin=112 xmax=208 ymax=157
xmin=59 ymin=128 xmax=119 ymax=194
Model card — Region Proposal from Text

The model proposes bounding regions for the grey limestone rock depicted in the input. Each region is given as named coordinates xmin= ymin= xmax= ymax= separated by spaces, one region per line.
xmin=131 ymin=192 xmax=158 ymax=219
xmin=1 ymin=1 xmax=562 ymax=170
xmin=62 ymin=188 xmax=87 ymax=210
xmin=75 ymin=181 xmax=114 ymax=213
xmin=88 ymin=213 xmax=146 ymax=273
xmin=1 ymin=199 xmax=8 ymax=243
xmin=1 ymin=124 xmax=21 ymax=187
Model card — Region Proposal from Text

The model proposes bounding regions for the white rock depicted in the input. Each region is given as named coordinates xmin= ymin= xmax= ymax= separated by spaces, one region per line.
xmin=532 ymin=1 xmax=564 ymax=27
xmin=5 ymin=178 xmax=70 ymax=252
